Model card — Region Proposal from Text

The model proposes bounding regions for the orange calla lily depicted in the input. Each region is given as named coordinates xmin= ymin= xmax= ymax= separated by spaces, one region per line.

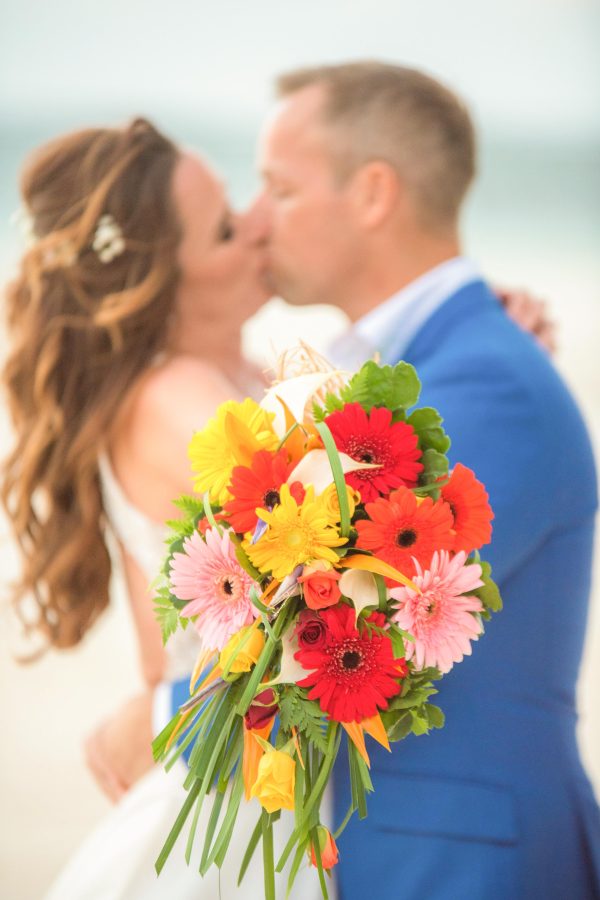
xmin=276 ymin=394 xmax=310 ymax=464
xmin=341 ymin=553 xmax=419 ymax=592
xmin=342 ymin=720 xmax=370 ymax=767
xmin=242 ymin=719 xmax=274 ymax=800
xmin=223 ymin=411 xmax=268 ymax=467
xmin=361 ymin=711 xmax=391 ymax=752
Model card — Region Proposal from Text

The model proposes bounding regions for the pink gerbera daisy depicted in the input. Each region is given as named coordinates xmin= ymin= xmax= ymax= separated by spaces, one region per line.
xmin=169 ymin=527 xmax=258 ymax=652
xmin=389 ymin=550 xmax=484 ymax=673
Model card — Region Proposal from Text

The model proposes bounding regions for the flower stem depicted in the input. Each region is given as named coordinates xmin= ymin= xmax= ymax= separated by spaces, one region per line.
xmin=262 ymin=811 xmax=275 ymax=900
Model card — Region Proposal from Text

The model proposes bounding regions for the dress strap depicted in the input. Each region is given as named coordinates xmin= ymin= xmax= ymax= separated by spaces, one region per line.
xmin=97 ymin=452 xmax=167 ymax=584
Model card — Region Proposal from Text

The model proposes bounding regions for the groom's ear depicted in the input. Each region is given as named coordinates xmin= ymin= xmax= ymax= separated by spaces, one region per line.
xmin=349 ymin=160 xmax=403 ymax=230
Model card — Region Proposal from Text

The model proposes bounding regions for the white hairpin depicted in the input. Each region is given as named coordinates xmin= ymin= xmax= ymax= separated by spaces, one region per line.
xmin=10 ymin=206 xmax=36 ymax=248
xmin=92 ymin=214 xmax=126 ymax=264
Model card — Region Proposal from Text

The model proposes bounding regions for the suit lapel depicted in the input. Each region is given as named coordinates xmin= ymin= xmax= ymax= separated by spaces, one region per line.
xmin=401 ymin=279 xmax=498 ymax=365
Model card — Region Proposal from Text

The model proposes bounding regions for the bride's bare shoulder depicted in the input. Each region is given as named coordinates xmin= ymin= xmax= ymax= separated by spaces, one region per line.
xmin=110 ymin=355 xmax=236 ymax=496
xmin=136 ymin=355 xmax=234 ymax=423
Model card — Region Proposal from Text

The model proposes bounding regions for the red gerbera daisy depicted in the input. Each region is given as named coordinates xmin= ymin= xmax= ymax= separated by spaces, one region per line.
xmin=222 ymin=449 xmax=305 ymax=533
xmin=441 ymin=463 xmax=494 ymax=553
xmin=324 ymin=402 xmax=423 ymax=503
xmin=355 ymin=486 xmax=455 ymax=579
xmin=295 ymin=604 xmax=406 ymax=723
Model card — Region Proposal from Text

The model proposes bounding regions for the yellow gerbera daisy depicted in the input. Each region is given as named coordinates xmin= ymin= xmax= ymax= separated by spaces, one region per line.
xmin=245 ymin=483 xmax=347 ymax=579
xmin=189 ymin=398 xmax=279 ymax=505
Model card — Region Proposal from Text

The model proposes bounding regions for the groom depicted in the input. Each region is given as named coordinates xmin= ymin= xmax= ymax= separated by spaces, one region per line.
xmin=94 ymin=63 xmax=599 ymax=898
xmin=247 ymin=62 xmax=600 ymax=899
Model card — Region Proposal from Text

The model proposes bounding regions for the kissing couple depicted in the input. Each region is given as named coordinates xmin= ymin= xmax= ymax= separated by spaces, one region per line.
xmin=4 ymin=61 xmax=598 ymax=900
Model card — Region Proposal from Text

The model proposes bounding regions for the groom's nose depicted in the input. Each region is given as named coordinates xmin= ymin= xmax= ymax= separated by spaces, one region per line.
xmin=244 ymin=193 xmax=271 ymax=245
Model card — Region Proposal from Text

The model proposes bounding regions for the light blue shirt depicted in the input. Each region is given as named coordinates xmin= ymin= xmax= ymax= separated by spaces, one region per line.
xmin=329 ymin=256 xmax=482 ymax=368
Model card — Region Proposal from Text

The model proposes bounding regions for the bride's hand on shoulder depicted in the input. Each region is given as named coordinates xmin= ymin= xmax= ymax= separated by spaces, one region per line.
xmin=84 ymin=690 xmax=155 ymax=802
xmin=495 ymin=285 xmax=557 ymax=354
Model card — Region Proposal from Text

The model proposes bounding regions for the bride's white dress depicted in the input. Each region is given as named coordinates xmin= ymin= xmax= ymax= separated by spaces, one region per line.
xmin=44 ymin=454 xmax=333 ymax=900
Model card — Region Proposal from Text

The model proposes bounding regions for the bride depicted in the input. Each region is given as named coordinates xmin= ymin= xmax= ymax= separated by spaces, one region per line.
xmin=2 ymin=118 xmax=327 ymax=898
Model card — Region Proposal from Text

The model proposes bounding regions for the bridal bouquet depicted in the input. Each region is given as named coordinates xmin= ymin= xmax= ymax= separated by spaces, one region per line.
xmin=152 ymin=352 xmax=501 ymax=899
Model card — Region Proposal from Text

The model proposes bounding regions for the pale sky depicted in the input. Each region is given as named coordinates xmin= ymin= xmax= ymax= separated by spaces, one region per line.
xmin=1 ymin=0 xmax=599 ymax=140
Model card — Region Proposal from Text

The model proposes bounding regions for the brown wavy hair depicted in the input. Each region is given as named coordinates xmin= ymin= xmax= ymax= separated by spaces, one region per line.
xmin=1 ymin=117 xmax=181 ymax=652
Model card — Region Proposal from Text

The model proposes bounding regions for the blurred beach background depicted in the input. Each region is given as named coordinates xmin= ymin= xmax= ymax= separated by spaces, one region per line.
xmin=1 ymin=1 xmax=599 ymax=896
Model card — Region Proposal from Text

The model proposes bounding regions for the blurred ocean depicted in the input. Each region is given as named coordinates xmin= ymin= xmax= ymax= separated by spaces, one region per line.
xmin=0 ymin=116 xmax=599 ymax=898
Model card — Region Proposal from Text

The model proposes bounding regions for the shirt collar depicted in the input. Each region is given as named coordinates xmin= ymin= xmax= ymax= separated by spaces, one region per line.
xmin=330 ymin=256 xmax=481 ymax=368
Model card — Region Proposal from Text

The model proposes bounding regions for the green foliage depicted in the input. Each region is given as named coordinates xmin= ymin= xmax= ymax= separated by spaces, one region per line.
xmin=379 ymin=665 xmax=444 ymax=742
xmin=172 ymin=494 xmax=206 ymax=518
xmin=388 ymin=622 xmax=413 ymax=659
xmin=472 ymin=559 xmax=503 ymax=614
xmin=154 ymin=593 xmax=182 ymax=646
xmin=278 ymin=686 xmax=328 ymax=753
xmin=419 ymin=447 xmax=449 ymax=486
xmin=312 ymin=392 xmax=344 ymax=422
xmin=407 ymin=407 xmax=451 ymax=454
xmin=165 ymin=517 xmax=196 ymax=539
xmin=340 ymin=360 xmax=421 ymax=413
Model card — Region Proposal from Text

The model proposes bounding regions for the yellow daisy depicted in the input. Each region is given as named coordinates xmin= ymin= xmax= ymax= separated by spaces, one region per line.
xmin=245 ymin=483 xmax=347 ymax=579
xmin=189 ymin=398 xmax=279 ymax=505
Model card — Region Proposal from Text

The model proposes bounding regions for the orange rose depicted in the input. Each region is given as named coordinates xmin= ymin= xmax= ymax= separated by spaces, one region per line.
xmin=298 ymin=562 xmax=341 ymax=610
xmin=310 ymin=826 xmax=339 ymax=870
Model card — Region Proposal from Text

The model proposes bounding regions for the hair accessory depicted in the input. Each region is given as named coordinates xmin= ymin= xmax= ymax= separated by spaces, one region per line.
xmin=92 ymin=214 xmax=126 ymax=264
xmin=10 ymin=206 xmax=36 ymax=247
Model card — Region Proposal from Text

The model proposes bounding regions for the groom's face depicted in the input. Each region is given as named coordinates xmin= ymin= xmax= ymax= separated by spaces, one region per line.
xmin=255 ymin=86 xmax=361 ymax=307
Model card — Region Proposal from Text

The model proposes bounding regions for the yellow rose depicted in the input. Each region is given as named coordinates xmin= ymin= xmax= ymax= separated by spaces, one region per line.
xmin=320 ymin=483 xmax=360 ymax=522
xmin=250 ymin=749 xmax=296 ymax=813
xmin=219 ymin=626 xmax=265 ymax=674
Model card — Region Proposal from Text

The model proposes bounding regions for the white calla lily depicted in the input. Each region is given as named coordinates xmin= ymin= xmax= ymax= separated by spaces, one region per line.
xmin=260 ymin=372 xmax=343 ymax=437
xmin=339 ymin=568 xmax=382 ymax=618
xmin=288 ymin=449 xmax=379 ymax=495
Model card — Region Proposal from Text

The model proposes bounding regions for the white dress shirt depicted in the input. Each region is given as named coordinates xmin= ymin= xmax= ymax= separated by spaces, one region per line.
xmin=329 ymin=256 xmax=482 ymax=368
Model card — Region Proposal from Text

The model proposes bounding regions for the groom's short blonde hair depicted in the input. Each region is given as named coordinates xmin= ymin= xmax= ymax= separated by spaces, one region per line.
xmin=276 ymin=61 xmax=476 ymax=231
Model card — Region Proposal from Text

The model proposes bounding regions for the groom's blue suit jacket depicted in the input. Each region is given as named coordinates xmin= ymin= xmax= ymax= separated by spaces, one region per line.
xmin=170 ymin=279 xmax=600 ymax=899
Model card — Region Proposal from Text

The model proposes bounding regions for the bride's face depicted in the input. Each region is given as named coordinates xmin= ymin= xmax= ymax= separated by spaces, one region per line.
xmin=172 ymin=153 xmax=270 ymax=326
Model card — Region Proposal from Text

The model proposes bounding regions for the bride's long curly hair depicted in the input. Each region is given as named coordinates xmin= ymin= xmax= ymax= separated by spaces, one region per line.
xmin=1 ymin=118 xmax=181 ymax=652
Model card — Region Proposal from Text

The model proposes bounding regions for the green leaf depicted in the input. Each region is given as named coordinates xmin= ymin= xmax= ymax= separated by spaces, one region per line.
xmin=200 ymin=789 xmax=226 ymax=873
xmin=340 ymin=360 xmax=421 ymax=413
xmin=382 ymin=709 xmax=413 ymax=742
xmin=419 ymin=447 xmax=449 ymax=486
xmin=262 ymin=811 xmax=276 ymax=900
xmin=286 ymin=836 xmax=310 ymax=898
xmin=309 ymin=825 xmax=329 ymax=899
xmin=172 ymin=494 xmax=206 ymax=517
xmin=229 ymin=532 xmax=263 ymax=582
xmin=164 ymin=517 xmax=197 ymax=538
xmin=315 ymin=420 xmax=351 ymax=538
xmin=388 ymin=624 xmax=406 ymax=659
xmin=238 ymin=815 xmax=263 ymax=887
xmin=407 ymin=407 xmax=451 ymax=454
xmin=279 ymin=687 xmax=328 ymax=753
xmin=153 ymin=597 xmax=180 ymax=646
xmin=424 ymin=703 xmax=445 ymax=730
xmin=409 ymin=709 xmax=430 ymax=735
xmin=473 ymin=560 xmax=503 ymax=613
xmin=276 ymin=724 xmax=341 ymax=873
xmin=155 ymin=780 xmax=201 ymax=875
